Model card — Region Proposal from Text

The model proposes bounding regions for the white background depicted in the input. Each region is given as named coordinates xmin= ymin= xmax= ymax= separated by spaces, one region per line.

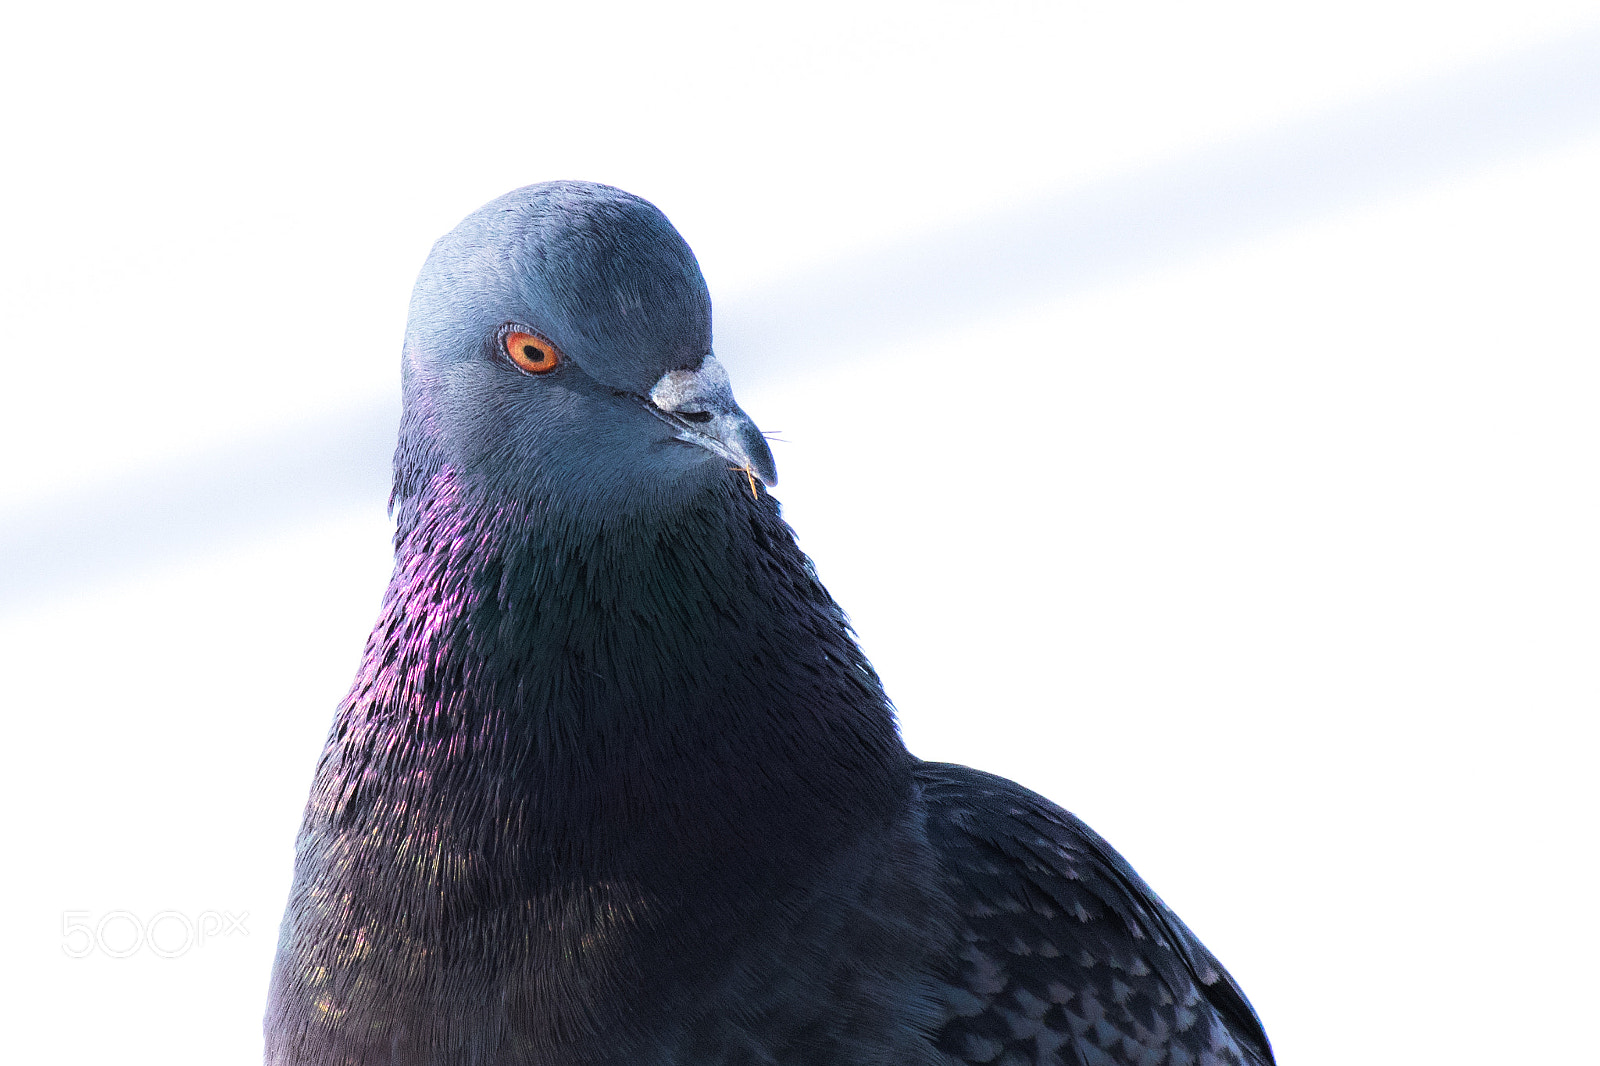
xmin=2 ymin=2 xmax=1597 ymax=1062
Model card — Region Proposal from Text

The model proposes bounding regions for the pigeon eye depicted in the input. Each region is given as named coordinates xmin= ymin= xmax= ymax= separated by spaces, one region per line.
xmin=505 ymin=332 xmax=563 ymax=375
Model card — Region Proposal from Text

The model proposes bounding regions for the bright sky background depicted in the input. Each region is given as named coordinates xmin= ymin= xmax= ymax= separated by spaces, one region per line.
xmin=2 ymin=3 xmax=1598 ymax=1063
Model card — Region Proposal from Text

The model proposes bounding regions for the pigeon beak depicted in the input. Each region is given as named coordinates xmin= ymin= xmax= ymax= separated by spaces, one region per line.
xmin=647 ymin=356 xmax=778 ymax=488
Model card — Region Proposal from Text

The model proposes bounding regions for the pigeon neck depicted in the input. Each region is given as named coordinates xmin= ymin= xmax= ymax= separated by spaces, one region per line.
xmin=328 ymin=465 xmax=911 ymax=871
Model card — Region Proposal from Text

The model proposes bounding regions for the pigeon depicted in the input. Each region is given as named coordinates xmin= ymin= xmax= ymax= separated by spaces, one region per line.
xmin=265 ymin=181 xmax=1274 ymax=1066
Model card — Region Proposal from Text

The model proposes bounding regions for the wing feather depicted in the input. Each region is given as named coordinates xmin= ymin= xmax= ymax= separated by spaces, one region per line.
xmin=918 ymin=763 xmax=1274 ymax=1066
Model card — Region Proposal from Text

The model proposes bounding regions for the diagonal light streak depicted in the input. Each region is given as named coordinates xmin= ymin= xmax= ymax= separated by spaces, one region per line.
xmin=4 ymin=27 xmax=1598 ymax=609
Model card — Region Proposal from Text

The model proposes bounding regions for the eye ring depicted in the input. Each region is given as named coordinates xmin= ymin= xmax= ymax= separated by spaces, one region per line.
xmin=504 ymin=331 xmax=563 ymax=375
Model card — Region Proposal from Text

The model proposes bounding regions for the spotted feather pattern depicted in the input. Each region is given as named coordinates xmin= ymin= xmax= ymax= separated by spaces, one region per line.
xmin=919 ymin=764 xmax=1273 ymax=1066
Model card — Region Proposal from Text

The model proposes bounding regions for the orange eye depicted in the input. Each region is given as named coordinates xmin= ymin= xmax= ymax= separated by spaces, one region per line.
xmin=505 ymin=331 xmax=563 ymax=374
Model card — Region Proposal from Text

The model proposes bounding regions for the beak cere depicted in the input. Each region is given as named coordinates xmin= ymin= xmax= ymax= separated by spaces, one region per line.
xmin=649 ymin=357 xmax=778 ymax=487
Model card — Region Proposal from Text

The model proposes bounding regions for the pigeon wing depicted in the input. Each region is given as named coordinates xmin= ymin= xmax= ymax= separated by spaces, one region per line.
xmin=918 ymin=763 xmax=1274 ymax=1066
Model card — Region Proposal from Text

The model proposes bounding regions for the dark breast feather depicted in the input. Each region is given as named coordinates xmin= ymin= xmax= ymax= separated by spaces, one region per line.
xmin=918 ymin=763 xmax=1274 ymax=1066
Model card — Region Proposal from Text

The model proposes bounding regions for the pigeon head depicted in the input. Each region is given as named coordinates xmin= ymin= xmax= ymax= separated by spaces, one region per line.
xmin=395 ymin=181 xmax=775 ymax=519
